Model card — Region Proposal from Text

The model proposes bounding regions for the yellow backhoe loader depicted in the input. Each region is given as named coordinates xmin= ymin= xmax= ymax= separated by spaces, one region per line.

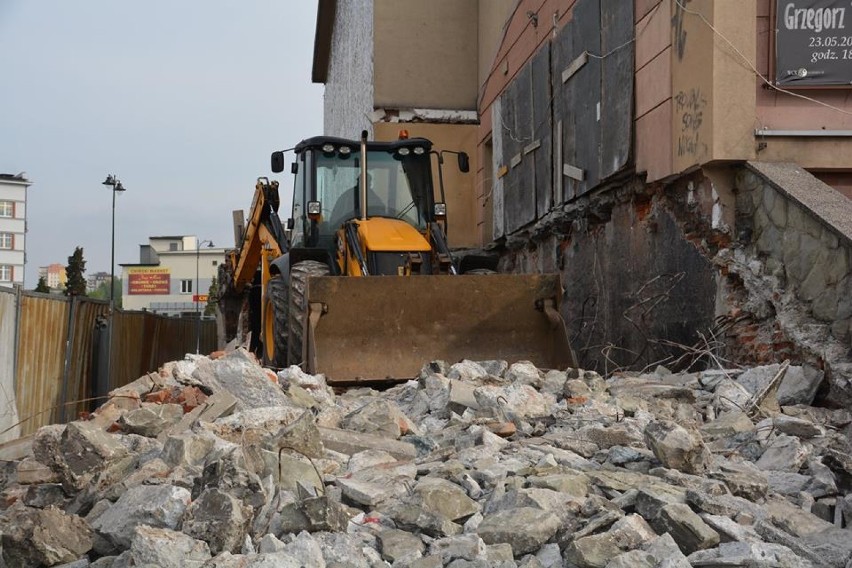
xmin=219 ymin=131 xmax=575 ymax=384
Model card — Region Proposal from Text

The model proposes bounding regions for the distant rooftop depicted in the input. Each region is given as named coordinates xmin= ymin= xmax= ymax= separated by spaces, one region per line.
xmin=0 ymin=173 xmax=31 ymax=184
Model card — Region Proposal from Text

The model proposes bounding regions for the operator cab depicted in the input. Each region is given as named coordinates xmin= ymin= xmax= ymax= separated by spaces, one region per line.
xmin=281 ymin=136 xmax=438 ymax=253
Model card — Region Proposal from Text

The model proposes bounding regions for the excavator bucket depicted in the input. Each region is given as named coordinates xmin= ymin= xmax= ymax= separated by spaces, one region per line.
xmin=302 ymin=273 xmax=576 ymax=385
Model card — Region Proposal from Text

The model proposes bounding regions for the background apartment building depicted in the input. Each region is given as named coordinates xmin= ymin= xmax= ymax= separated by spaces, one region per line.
xmin=120 ymin=236 xmax=225 ymax=317
xmin=37 ymin=263 xmax=67 ymax=291
xmin=0 ymin=173 xmax=31 ymax=287
xmin=313 ymin=0 xmax=852 ymax=393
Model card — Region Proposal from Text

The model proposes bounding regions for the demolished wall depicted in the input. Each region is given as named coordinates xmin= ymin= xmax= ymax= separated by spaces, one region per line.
xmin=4 ymin=349 xmax=852 ymax=566
xmin=498 ymin=162 xmax=852 ymax=403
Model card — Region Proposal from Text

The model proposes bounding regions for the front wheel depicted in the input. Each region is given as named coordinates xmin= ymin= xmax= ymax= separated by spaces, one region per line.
xmin=288 ymin=260 xmax=331 ymax=367
xmin=263 ymin=275 xmax=289 ymax=368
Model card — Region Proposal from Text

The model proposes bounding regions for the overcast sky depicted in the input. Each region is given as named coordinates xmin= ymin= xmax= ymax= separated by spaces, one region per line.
xmin=0 ymin=1 xmax=323 ymax=286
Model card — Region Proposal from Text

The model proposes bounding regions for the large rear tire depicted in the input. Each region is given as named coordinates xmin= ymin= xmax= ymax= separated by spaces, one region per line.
xmin=288 ymin=260 xmax=331 ymax=367
xmin=264 ymin=275 xmax=289 ymax=368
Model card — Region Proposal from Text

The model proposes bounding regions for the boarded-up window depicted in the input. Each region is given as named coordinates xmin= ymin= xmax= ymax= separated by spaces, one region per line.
xmin=492 ymin=0 xmax=634 ymax=236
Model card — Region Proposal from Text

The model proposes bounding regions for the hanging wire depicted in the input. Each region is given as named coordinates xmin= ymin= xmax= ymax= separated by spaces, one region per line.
xmin=673 ymin=0 xmax=852 ymax=117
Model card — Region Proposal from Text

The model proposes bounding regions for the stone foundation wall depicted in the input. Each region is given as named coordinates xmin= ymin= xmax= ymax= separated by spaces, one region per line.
xmin=735 ymin=166 xmax=852 ymax=344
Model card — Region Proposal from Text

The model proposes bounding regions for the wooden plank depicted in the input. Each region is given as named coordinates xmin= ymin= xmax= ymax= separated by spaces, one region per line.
xmin=491 ymin=99 xmax=505 ymax=240
xmin=600 ymin=0 xmax=634 ymax=179
xmin=561 ymin=52 xmax=588 ymax=84
xmin=573 ymin=0 xmax=602 ymax=197
xmin=532 ymin=45 xmax=553 ymax=219
xmin=563 ymin=163 xmax=586 ymax=181
xmin=504 ymin=62 xmax=537 ymax=234
xmin=551 ymin=16 xmax=576 ymax=204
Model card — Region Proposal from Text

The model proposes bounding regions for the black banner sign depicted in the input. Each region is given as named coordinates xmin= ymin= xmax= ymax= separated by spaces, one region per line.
xmin=775 ymin=0 xmax=852 ymax=87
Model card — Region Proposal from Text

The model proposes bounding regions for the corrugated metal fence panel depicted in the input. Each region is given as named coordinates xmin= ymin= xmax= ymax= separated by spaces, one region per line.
xmin=108 ymin=312 xmax=218 ymax=392
xmin=64 ymin=299 xmax=110 ymax=421
xmin=0 ymin=287 xmax=20 ymax=442
xmin=155 ymin=317 xmax=216 ymax=363
xmin=16 ymin=294 xmax=70 ymax=436
xmin=109 ymin=311 xmax=151 ymax=392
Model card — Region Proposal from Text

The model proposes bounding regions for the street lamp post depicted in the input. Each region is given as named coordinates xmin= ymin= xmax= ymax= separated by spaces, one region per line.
xmin=102 ymin=175 xmax=126 ymax=305
xmin=195 ymin=239 xmax=214 ymax=354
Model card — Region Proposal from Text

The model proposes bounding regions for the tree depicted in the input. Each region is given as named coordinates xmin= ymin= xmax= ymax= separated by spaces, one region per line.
xmin=34 ymin=276 xmax=49 ymax=293
xmin=64 ymin=247 xmax=87 ymax=297
xmin=89 ymin=278 xmax=123 ymax=308
xmin=204 ymin=275 xmax=219 ymax=316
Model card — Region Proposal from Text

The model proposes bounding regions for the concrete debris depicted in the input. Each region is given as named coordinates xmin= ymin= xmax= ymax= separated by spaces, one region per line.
xmin=3 ymin=348 xmax=852 ymax=567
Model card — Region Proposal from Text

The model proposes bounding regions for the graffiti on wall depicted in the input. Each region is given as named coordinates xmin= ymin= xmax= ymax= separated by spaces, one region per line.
xmin=672 ymin=0 xmax=693 ymax=60
xmin=675 ymin=87 xmax=708 ymax=158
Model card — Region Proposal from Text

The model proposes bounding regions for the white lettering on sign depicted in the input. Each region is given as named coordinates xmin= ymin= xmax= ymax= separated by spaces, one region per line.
xmin=783 ymin=3 xmax=847 ymax=32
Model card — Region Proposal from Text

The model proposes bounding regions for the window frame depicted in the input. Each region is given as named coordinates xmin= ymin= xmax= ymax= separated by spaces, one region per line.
xmin=0 ymin=201 xmax=13 ymax=218
xmin=0 ymin=233 xmax=12 ymax=250
xmin=180 ymin=279 xmax=193 ymax=294
xmin=0 ymin=265 xmax=12 ymax=282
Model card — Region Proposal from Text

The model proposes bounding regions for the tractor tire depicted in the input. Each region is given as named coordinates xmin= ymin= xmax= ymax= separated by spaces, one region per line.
xmin=265 ymin=275 xmax=289 ymax=368
xmin=288 ymin=260 xmax=330 ymax=367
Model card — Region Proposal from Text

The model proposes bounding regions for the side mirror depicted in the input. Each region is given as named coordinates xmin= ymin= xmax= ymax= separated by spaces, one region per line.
xmin=271 ymin=151 xmax=285 ymax=173
xmin=457 ymin=152 xmax=470 ymax=173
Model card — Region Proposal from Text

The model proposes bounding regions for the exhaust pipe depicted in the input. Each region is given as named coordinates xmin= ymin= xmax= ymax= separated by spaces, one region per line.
xmin=360 ymin=130 xmax=368 ymax=221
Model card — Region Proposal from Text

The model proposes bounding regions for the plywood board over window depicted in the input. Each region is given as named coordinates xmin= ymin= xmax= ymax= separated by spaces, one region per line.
xmin=492 ymin=0 xmax=634 ymax=237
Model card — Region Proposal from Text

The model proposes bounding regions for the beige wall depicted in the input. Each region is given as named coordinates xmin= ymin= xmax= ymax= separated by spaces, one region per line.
xmin=754 ymin=0 xmax=852 ymax=169
xmin=478 ymin=0 xmax=516 ymax=92
xmin=670 ymin=0 xmax=756 ymax=173
xmin=374 ymin=0 xmax=479 ymax=110
xmin=374 ymin=122 xmax=480 ymax=249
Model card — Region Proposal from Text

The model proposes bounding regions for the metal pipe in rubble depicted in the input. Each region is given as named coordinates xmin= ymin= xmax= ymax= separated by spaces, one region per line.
xmin=360 ymin=129 xmax=368 ymax=221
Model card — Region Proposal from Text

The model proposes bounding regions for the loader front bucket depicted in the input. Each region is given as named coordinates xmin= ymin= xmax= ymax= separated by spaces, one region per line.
xmin=302 ymin=273 xmax=575 ymax=385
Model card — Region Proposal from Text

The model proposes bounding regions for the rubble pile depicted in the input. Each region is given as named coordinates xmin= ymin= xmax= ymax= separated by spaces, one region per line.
xmin=3 ymin=349 xmax=852 ymax=567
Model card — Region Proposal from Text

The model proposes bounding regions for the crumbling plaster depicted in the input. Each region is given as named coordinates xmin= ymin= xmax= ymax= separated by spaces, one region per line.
xmin=323 ymin=0 xmax=374 ymax=138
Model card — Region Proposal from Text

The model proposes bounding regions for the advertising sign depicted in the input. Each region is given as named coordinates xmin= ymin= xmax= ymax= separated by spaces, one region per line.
xmin=127 ymin=267 xmax=170 ymax=295
xmin=775 ymin=1 xmax=852 ymax=87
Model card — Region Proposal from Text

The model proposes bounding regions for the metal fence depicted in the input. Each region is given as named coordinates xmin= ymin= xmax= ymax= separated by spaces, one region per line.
xmin=0 ymin=286 xmax=217 ymax=440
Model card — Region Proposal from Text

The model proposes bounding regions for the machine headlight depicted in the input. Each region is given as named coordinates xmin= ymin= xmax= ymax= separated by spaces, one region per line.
xmin=321 ymin=143 xmax=335 ymax=153
xmin=339 ymin=146 xmax=352 ymax=155
xmin=398 ymin=147 xmax=410 ymax=156
xmin=433 ymin=202 xmax=447 ymax=218
xmin=307 ymin=201 xmax=322 ymax=215
xmin=413 ymin=147 xmax=425 ymax=155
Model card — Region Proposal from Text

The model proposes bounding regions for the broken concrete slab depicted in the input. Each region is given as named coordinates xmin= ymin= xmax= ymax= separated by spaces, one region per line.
xmin=318 ymin=426 xmax=417 ymax=460
xmin=0 ymin=504 xmax=93 ymax=567
xmin=181 ymin=487 xmax=252 ymax=554
xmin=476 ymin=507 xmax=561 ymax=556
xmin=644 ymin=420 xmax=711 ymax=474
xmin=128 ymin=525 xmax=211 ymax=568
xmin=90 ymin=484 xmax=191 ymax=551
